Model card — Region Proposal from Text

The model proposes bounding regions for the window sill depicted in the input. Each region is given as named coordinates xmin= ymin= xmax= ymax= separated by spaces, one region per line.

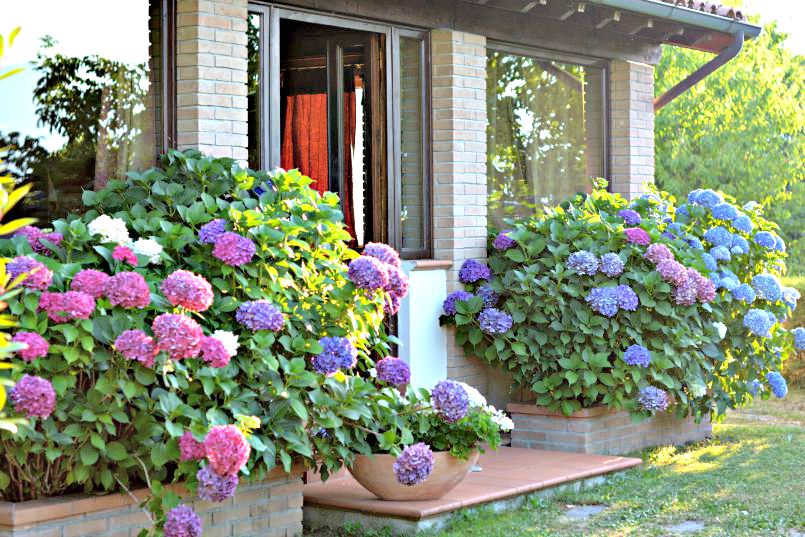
xmin=404 ymin=259 xmax=453 ymax=272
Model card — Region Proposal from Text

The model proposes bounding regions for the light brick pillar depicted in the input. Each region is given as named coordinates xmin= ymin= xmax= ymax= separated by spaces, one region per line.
xmin=431 ymin=30 xmax=489 ymax=391
xmin=610 ymin=60 xmax=655 ymax=200
xmin=176 ymin=0 xmax=249 ymax=162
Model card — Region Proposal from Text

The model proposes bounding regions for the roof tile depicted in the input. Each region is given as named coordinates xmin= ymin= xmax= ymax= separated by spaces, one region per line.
xmin=660 ymin=0 xmax=745 ymax=21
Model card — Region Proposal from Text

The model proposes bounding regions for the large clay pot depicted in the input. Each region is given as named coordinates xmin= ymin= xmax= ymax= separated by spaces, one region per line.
xmin=348 ymin=450 xmax=479 ymax=501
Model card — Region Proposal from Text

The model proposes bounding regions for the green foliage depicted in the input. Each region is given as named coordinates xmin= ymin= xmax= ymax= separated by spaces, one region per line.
xmin=782 ymin=276 xmax=805 ymax=386
xmin=655 ymin=24 xmax=805 ymax=274
xmin=444 ymin=182 xmax=798 ymax=420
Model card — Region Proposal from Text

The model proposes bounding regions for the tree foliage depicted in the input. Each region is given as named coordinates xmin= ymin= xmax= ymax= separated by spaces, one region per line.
xmin=655 ymin=23 xmax=804 ymax=273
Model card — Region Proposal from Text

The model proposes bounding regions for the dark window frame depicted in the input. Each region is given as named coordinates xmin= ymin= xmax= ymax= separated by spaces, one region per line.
xmin=159 ymin=0 xmax=178 ymax=153
xmin=486 ymin=40 xmax=611 ymax=193
xmin=247 ymin=3 xmax=433 ymax=259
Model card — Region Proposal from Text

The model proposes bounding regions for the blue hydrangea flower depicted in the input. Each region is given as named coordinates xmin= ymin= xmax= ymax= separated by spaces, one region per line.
xmin=459 ymin=259 xmax=491 ymax=283
xmin=493 ymin=231 xmax=516 ymax=250
xmin=637 ymin=386 xmax=670 ymax=412
xmin=666 ymin=223 xmax=683 ymax=236
xmin=732 ymin=214 xmax=753 ymax=234
xmin=615 ymin=285 xmax=639 ymax=311
xmin=687 ymin=237 xmax=704 ymax=250
xmin=312 ymin=336 xmax=357 ymax=375
xmin=748 ymin=379 xmax=762 ymax=396
xmin=477 ymin=284 xmax=499 ymax=308
xmin=687 ymin=190 xmax=703 ymax=204
xmin=661 ymin=232 xmax=676 ymax=241
xmin=618 ymin=209 xmax=641 ymax=226
xmin=711 ymin=203 xmax=738 ymax=221
xmin=478 ymin=308 xmax=513 ymax=334
xmin=701 ymin=252 xmax=718 ymax=272
xmin=743 ymin=309 xmax=776 ymax=337
xmin=567 ymin=251 xmax=599 ymax=276
xmin=754 ymin=231 xmax=777 ymax=250
xmin=743 ymin=201 xmax=760 ymax=211
xmin=730 ymin=235 xmax=750 ymax=255
xmin=766 ymin=372 xmax=788 ymax=399
xmin=731 ymin=284 xmax=756 ymax=304
xmin=751 ymin=273 xmax=782 ymax=302
xmin=774 ymin=236 xmax=786 ymax=252
xmin=443 ymin=291 xmax=473 ymax=316
xmin=781 ymin=287 xmax=800 ymax=310
xmin=431 ymin=380 xmax=469 ymax=422
xmin=704 ymin=226 xmax=733 ymax=247
xmin=623 ymin=344 xmax=651 ymax=367
xmin=198 ymin=219 xmax=226 ymax=244
xmin=710 ymin=246 xmax=731 ymax=262
xmin=694 ymin=189 xmax=723 ymax=209
xmin=718 ymin=272 xmax=740 ymax=291
xmin=586 ymin=287 xmax=619 ymax=318
xmin=675 ymin=204 xmax=691 ymax=221
xmin=236 ymin=300 xmax=284 ymax=332
xmin=600 ymin=253 xmax=624 ymax=277
xmin=792 ymin=327 xmax=805 ymax=350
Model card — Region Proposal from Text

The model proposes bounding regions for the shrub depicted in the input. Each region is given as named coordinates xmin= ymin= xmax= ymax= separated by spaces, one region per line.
xmin=443 ymin=180 xmax=801 ymax=420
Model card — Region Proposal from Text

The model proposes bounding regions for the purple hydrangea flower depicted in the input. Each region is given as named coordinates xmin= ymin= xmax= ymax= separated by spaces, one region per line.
xmin=656 ymin=259 xmax=688 ymax=287
xmin=567 ymin=251 xmax=599 ymax=275
xmin=478 ymin=307 xmax=513 ymax=334
xmin=312 ymin=336 xmax=357 ymax=375
xmin=711 ymin=203 xmax=738 ymax=221
xmin=753 ymin=231 xmax=776 ymax=250
xmin=615 ymin=285 xmax=639 ymax=311
xmin=199 ymin=219 xmax=226 ymax=244
xmin=236 ymin=300 xmax=284 ymax=332
xmin=477 ymin=284 xmax=499 ymax=308
xmin=673 ymin=279 xmax=699 ymax=306
xmin=384 ymin=294 xmax=402 ymax=316
xmin=393 ymin=443 xmax=434 ymax=486
xmin=11 ymin=332 xmax=49 ymax=362
xmin=7 ymin=256 xmax=53 ymax=290
xmin=10 ymin=375 xmax=56 ymax=418
xmin=638 ymin=386 xmax=670 ymax=412
xmin=104 ymin=272 xmax=151 ymax=309
xmin=70 ymin=269 xmax=110 ymax=299
xmin=732 ymin=284 xmax=756 ymax=304
xmin=710 ymin=246 xmax=731 ymax=262
xmin=586 ymin=287 xmax=619 ymax=318
xmin=492 ymin=231 xmax=516 ymax=250
xmin=376 ymin=356 xmax=411 ymax=386
xmin=732 ymin=214 xmax=753 ymax=233
xmin=766 ymin=372 xmax=787 ymax=399
xmin=115 ymin=329 xmax=159 ymax=367
xmin=743 ymin=309 xmax=776 ymax=337
xmin=624 ymin=227 xmax=651 ymax=246
xmin=691 ymin=271 xmax=716 ymax=303
xmin=196 ymin=466 xmax=238 ymax=502
xmin=751 ymin=274 xmax=782 ymax=302
xmin=213 ymin=232 xmax=256 ymax=266
xmin=384 ymin=265 xmax=410 ymax=300
xmin=164 ymin=505 xmax=202 ymax=537
xmin=600 ymin=253 xmax=624 ymax=277
xmin=459 ymin=259 xmax=491 ymax=284
xmin=704 ymin=226 xmax=733 ymax=247
xmin=348 ymin=255 xmax=389 ymax=291
xmin=792 ymin=327 xmax=805 ymax=350
xmin=431 ymin=380 xmax=469 ymax=422
xmin=623 ymin=344 xmax=651 ymax=367
xmin=644 ymin=244 xmax=674 ymax=265
xmin=442 ymin=291 xmax=473 ymax=316
xmin=618 ymin=209 xmax=642 ymax=226
xmin=363 ymin=242 xmax=401 ymax=268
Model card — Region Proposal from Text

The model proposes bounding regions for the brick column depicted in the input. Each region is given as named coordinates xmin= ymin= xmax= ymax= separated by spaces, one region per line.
xmin=431 ymin=30 xmax=489 ymax=391
xmin=176 ymin=0 xmax=249 ymax=162
xmin=609 ymin=60 xmax=655 ymax=200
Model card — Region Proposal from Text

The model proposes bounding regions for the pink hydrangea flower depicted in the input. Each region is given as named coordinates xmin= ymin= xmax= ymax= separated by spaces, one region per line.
xmin=114 ymin=330 xmax=159 ymax=367
xmin=644 ymin=243 xmax=674 ymax=265
xmin=14 ymin=226 xmax=62 ymax=256
xmin=70 ymin=269 xmax=110 ymax=299
xmin=7 ymin=256 xmax=53 ymax=290
xmin=38 ymin=291 xmax=96 ymax=323
xmin=10 ymin=374 xmax=56 ymax=419
xmin=179 ymin=431 xmax=206 ymax=461
xmin=384 ymin=265 xmax=409 ymax=299
xmin=657 ymin=259 xmax=688 ymax=287
xmin=212 ymin=232 xmax=256 ymax=266
xmin=161 ymin=270 xmax=214 ymax=312
xmin=687 ymin=268 xmax=716 ymax=303
xmin=624 ymin=227 xmax=651 ymax=246
xmin=11 ymin=332 xmax=49 ymax=362
xmin=203 ymin=425 xmax=251 ymax=477
xmin=362 ymin=242 xmax=401 ymax=268
xmin=199 ymin=336 xmax=231 ymax=368
xmin=152 ymin=313 xmax=203 ymax=360
xmin=112 ymin=245 xmax=138 ymax=266
xmin=104 ymin=272 xmax=151 ymax=309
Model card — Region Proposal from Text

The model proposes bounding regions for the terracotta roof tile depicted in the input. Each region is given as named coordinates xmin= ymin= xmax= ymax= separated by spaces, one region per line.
xmin=660 ymin=0 xmax=745 ymax=21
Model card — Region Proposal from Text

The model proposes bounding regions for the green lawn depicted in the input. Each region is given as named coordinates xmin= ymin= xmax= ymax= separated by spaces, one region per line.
xmin=425 ymin=391 xmax=805 ymax=537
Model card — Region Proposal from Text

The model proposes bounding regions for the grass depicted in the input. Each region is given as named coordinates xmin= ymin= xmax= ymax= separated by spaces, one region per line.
xmin=312 ymin=391 xmax=805 ymax=537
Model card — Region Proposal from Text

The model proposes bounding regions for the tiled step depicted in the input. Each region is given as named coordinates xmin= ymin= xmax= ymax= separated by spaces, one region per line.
xmin=303 ymin=446 xmax=641 ymax=534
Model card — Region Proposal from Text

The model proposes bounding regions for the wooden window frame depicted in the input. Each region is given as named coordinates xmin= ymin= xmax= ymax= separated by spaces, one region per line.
xmin=248 ymin=3 xmax=432 ymax=258
xmin=159 ymin=0 xmax=177 ymax=153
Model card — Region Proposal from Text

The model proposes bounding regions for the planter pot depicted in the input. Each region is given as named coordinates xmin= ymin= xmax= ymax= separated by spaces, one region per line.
xmin=508 ymin=403 xmax=712 ymax=455
xmin=349 ymin=450 xmax=479 ymax=501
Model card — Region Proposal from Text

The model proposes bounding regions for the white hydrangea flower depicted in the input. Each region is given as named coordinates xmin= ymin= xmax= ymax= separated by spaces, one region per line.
xmin=489 ymin=408 xmax=514 ymax=431
xmin=131 ymin=238 xmax=163 ymax=264
xmin=689 ymin=383 xmax=707 ymax=399
xmin=88 ymin=214 xmax=130 ymax=245
xmin=211 ymin=330 xmax=240 ymax=357
xmin=713 ymin=322 xmax=727 ymax=340
xmin=457 ymin=381 xmax=487 ymax=408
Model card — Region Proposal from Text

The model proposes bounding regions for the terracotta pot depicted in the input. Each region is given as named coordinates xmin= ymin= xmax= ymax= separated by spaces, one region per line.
xmin=348 ymin=450 xmax=479 ymax=501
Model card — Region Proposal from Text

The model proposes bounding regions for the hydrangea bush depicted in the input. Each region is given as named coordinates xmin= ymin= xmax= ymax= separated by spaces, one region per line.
xmin=443 ymin=180 xmax=801 ymax=419
xmin=0 ymin=151 xmax=415 ymax=532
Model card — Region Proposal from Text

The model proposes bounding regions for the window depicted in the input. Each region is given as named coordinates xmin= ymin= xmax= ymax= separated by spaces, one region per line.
xmin=0 ymin=0 xmax=174 ymax=221
xmin=486 ymin=48 xmax=606 ymax=228
xmin=247 ymin=6 xmax=431 ymax=258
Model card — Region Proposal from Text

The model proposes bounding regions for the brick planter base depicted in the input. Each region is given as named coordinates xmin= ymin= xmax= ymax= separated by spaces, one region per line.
xmin=0 ymin=466 xmax=304 ymax=537
xmin=508 ymin=404 xmax=711 ymax=455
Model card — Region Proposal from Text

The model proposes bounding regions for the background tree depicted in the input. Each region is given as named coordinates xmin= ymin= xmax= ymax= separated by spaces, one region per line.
xmin=654 ymin=23 xmax=804 ymax=273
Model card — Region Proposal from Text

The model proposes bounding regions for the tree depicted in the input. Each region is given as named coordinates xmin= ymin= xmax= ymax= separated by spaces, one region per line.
xmin=654 ymin=23 xmax=805 ymax=273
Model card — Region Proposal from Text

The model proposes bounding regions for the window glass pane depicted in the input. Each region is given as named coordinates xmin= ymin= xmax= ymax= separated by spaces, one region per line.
xmin=486 ymin=51 xmax=604 ymax=228
xmin=399 ymin=36 xmax=426 ymax=256
xmin=0 ymin=1 xmax=165 ymax=221
xmin=247 ymin=12 xmax=261 ymax=169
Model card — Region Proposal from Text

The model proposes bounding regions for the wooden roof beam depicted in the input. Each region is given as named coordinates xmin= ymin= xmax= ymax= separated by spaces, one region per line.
xmin=595 ymin=9 xmax=621 ymax=29
xmin=628 ymin=18 xmax=654 ymax=35
xmin=559 ymin=2 xmax=585 ymax=21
